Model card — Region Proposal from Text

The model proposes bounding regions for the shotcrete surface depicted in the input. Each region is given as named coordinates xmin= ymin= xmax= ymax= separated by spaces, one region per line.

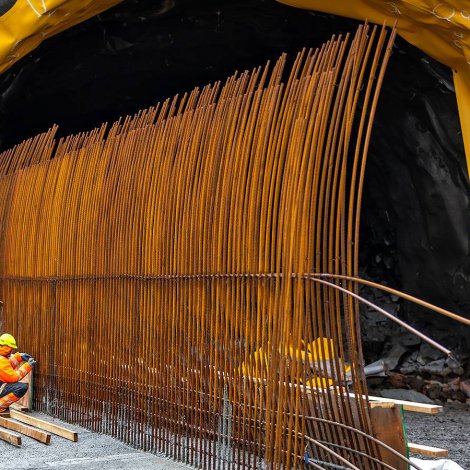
xmin=0 ymin=412 xmax=191 ymax=470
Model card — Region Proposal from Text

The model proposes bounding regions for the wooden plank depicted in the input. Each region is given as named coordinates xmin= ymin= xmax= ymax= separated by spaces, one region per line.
xmin=349 ymin=392 xmax=442 ymax=414
xmin=368 ymin=395 xmax=442 ymax=414
xmin=0 ymin=427 xmax=21 ymax=446
xmin=408 ymin=443 xmax=448 ymax=458
xmin=0 ymin=411 xmax=10 ymax=418
xmin=10 ymin=404 xmax=28 ymax=412
xmin=370 ymin=405 xmax=408 ymax=470
xmin=16 ymin=372 xmax=32 ymax=411
xmin=9 ymin=409 xmax=78 ymax=442
xmin=369 ymin=401 xmax=395 ymax=409
xmin=0 ymin=416 xmax=51 ymax=444
xmin=312 ymin=388 xmax=442 ymax=414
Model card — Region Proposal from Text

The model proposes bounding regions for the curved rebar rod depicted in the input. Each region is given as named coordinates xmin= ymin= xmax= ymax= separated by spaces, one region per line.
xmin=299 ymin=417 xmax=424 ymax=470
xmin=308 ymin=461 xmax=350 ymax=470
xmin=313 ymin=273 xmax=470 ymax=326
xmin=316 ymin=440 xmax=396 ymax=470
xmin=309 ymin=276 xmax=452 ymax=357
xmin=304 ymin=436 xmax=362 ymax=470
xmin=308 ymin=460 xmax=330 ymax=470
xmin=0 ymin=24 xmax=401 ymax=470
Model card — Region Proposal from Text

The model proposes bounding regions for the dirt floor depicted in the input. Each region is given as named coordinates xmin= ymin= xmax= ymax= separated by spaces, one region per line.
xmin=0 ymin=405 xmax=468 ymax=469
xmin=405 ymin=402 xmax=470 ymax=469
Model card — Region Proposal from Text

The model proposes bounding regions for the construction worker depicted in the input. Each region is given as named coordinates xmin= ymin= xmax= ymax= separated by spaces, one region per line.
xmin=0 ymin=333 xmax=36 ymax=413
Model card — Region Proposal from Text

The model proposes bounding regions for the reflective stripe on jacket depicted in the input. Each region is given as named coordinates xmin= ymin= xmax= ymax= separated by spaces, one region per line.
xmin=9 ymin=352 xmax=22 ymax=368
xmin=0 ymin=351 xmax=32 ymax=383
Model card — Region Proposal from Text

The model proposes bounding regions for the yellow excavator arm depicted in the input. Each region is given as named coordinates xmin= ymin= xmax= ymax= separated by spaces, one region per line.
xmin=277 ymin=0 xmax=470 ymax=176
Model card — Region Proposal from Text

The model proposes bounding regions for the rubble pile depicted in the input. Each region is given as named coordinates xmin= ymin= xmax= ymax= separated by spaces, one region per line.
xmin=361 ymin=289 xmax=470 ymax=404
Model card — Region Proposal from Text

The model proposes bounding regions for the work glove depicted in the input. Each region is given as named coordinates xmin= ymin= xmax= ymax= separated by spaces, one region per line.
xmin=20 ymin=353 xmax=31 ymax=361
xmin=27 ymin=357 xmax=37 ymax=367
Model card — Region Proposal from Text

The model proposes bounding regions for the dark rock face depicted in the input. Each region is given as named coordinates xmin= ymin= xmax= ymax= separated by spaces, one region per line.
xmin=360 ymin=38 xmax=470 ymax=385
xmin=0 ymin=0 xmax=361 ymax=149
xmin=0 ymin=0 xmax=468 ymax=380
xmin=363 ymin=44 xmax=470 ymax=319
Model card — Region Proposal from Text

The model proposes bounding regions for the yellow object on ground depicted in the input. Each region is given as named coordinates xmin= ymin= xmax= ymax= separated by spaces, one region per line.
xmin=277 ymin=0 xmax=470 ymax=174
xmin=0 ymin=0 xmax=123 ymax=74
xmin=240 ymin=338 xmax=351 ymax=389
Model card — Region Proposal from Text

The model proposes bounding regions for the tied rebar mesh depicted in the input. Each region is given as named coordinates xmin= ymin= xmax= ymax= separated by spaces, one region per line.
xmin=0 ymin=25 xmax=402 ymax=469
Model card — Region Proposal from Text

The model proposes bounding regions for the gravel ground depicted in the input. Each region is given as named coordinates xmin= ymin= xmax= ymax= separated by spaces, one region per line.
xmin=405 ymin=402 xmax=470 ymax=469
xmin=0 ymin=405 xmax=468 ymax=469
xmin=0 ymin=412 xmax=191 ymax=470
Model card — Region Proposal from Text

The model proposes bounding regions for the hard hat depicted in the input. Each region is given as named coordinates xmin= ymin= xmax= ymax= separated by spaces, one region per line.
xmin=0 ymin=333 xmax=17 ymax=349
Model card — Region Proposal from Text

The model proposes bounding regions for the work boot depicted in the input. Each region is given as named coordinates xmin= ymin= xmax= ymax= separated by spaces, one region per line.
xmin=0 ymin=392 xmax=20 ymax=412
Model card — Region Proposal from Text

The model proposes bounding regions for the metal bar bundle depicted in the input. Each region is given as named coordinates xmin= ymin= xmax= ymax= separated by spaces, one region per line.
xmin=0 ymin=25 xmax=399 ymax=469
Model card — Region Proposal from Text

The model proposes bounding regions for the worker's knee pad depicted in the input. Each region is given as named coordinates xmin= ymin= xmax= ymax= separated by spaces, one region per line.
xmin=14 ymin=382 xmax=28 ymax=398
xmin=0 ymin=381 xmax=28 ymax=398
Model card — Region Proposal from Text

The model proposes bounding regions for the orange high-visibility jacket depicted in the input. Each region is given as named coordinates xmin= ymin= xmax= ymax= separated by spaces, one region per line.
xmin=0 ymin=347 xmax=32 ymax=383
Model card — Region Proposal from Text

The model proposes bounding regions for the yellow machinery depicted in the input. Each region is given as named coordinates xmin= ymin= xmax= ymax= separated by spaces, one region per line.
xmin=0 ymin=1 xmax=123 ymax=74
xmin=277 ymin=0 xmax=470 ymax=174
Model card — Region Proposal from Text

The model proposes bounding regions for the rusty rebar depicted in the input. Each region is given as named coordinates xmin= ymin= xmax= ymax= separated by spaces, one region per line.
xmin=0 ymin=25 xmax=406 ymax=470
